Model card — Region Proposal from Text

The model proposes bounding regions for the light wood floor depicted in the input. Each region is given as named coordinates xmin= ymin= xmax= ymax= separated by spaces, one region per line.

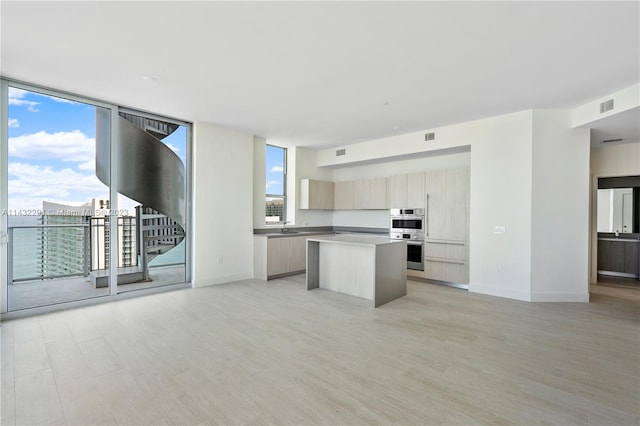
xmin=1 ymin=276 xmax=639 ymax=425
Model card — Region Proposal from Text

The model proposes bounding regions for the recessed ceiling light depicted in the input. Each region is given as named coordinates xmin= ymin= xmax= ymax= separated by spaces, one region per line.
xmin=392 ymin=126 xmax=401 ymax=130
xmin=384 ymin=102 xmax=390 ymax=106
xmin=142 ymin=75 xmax=157 ymax=82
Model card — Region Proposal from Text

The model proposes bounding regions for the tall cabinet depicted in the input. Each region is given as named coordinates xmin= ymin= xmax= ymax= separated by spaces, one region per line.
xmin=423 ymin=167 xmax=470 ymax=283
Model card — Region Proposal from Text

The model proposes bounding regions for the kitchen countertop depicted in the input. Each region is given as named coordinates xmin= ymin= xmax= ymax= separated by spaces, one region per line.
xmin=307 ymin=234 xmax=400 ymax=246
xmin=254 ymin=231 xmax=336 ymax=238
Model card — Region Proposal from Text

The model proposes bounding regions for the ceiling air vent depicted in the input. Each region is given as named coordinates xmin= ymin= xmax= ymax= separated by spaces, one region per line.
xmin=600 ymin=99 xmax=614 ymax=114
xmin=336 ymin=148 xmax=346 ymax=156
xmin=602 ymin=138 xmax=623 ymax=144
xmin=425 ymin=132 xmax=436 ymax=141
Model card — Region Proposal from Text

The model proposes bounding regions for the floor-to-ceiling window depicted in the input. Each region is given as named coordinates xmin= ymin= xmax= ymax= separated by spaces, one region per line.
xmin=1 ymin=81 xmax=191 ymax=314
xmin=3 ymin=85 xmax=112 ymax=311
xmin=113 ymin=110 xmax=189 ymax=293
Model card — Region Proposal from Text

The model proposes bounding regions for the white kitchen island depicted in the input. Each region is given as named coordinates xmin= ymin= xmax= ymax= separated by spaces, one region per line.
xmin=306 ymin=235 xmax=407 ymax=307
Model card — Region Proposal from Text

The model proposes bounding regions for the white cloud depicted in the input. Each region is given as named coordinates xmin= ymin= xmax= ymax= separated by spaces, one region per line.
xmin=266 ymin=180 xmax=281 ymax=191
xmin=8 ymin=86 xmax=78 ymax=109
xmin=9 ymin=130 xmax=95 ymax=163
xmin=8 ymin=87 xmax=28 ymax=99
xmin=8 ymin=87 xmax=40 ymax=112
xmin=42 ymin=95 xmax=77 ymax=104
xmin=77 ymin=160 xmax=95 ymax=171
xmin=8 ymin=98 xmax=39 ymax=112
xmin=8 ymin=162 xmax=107 ymax=211
xmin=8 ymin=118 xmax=20 ymax=128
xmin=270 ymin=165 xmax=284 ymax=173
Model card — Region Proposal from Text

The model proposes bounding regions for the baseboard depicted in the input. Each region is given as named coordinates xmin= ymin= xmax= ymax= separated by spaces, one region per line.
xmin=468 ymin=284 xmax=531 ymax=302
xmin=530 ymin=292 xmax=590 ymax=302
xmin=192 ymin=272 xmax=254 ymax=287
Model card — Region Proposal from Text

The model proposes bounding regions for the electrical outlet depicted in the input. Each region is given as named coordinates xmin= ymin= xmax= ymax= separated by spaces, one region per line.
xmin=216 ymin=256 xmax=223 ymax=264
xmin=493 ymin=226 xmax=506 ymax=235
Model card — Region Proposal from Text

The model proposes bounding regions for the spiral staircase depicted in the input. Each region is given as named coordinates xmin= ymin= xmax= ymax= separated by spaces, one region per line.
xmin=93 ymin=109 xmax=185 ymax=285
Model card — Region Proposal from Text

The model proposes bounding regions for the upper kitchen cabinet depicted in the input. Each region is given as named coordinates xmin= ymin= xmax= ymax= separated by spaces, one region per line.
xmin=335 ymin=178 xmax=387 ymax=210
xmin=300 ymin=179 xmax=334 ymax=210
xmin=334 ymin=180 xmax=355 ymax=209
xmin=424 ymin=167 xmax=469 ymax=241
xmin=387 ymin=174 xmax=407 ymax=208
xmin=355 ymin=178 xmax=388 ymax=209
xmin=407 ymin=172 xmax=426 ymax=207
xmin=387 ymin=172 xmax=425 ymax=208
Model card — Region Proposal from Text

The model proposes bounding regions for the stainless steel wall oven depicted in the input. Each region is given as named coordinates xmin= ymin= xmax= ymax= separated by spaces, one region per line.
xmin=390 ymin=208 xmax=425 ymax=271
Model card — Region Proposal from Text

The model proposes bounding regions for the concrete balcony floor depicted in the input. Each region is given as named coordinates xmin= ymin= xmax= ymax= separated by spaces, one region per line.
xmin=7 ymin=264 xmax=186 ymax=312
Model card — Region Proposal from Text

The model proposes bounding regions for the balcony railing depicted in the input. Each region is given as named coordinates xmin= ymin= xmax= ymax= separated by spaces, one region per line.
xmin=8 ymin=216 xmax=139 ymax=284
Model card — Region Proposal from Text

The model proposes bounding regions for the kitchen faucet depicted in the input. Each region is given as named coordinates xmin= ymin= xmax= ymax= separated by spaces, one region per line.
xmin=281 ymin=221 xmax=290 ymax=233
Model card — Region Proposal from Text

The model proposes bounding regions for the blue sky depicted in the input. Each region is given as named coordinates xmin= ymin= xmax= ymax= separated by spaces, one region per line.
xmin=266 ymin=144 xmax=285 ymax=196
xmin=7 ymin=87 xmax=187 ymax=212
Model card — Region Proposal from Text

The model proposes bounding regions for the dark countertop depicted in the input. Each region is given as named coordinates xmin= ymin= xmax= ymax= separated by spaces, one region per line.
xmin=254 ymin=226 xmax=388 ymax=238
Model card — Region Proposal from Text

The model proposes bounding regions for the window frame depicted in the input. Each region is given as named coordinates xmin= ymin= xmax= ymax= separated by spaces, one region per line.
xmin=265 ymin=144 xmax=287 ymax=224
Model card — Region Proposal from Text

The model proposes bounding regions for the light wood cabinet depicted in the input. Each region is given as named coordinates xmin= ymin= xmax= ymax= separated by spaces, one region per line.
xmin=407 ymin=172 xmax=425 ymax=207
xmin=254 ymin=234 xmax=335 ymax=280
xmin=336 ymin=179 xmax=388 ymax=210
xmin=424 ymin=258 xmax=467 ymax=283
xmin=387 ymin=172 xmax=425 ymax=208
xmin=354 ymin=178 xmax=387 ymax=209
xmin=334 ymin=181 xmax=355 ymax=209
xmin=265 ymin=237 xmax=291 ymax=276
xmin=387 ymin=174 xmax=407 ymax=208
xmin=425 ymin=168 xmax=469 ymax=241
xmin=354 ymin=179 xmax=371 ymax=209
xmin=300 ymin=179 xmax=334 ymax=210
xmin=423 ymin=167 xmax=470 ymax=284
xmin=268 ymin=235 xmax=310 ymax=277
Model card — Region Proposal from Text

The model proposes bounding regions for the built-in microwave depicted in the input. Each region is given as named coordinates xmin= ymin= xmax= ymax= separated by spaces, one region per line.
xmin=390 ymin=208 xmax=425 ymax=234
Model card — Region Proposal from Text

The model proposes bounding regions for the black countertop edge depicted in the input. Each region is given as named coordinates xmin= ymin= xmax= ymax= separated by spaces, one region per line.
xmin=598 ymin=232 xmax=640 ymax=239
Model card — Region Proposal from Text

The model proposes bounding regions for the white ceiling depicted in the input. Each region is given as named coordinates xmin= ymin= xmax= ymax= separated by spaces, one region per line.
xmin=1 ymin=1 xmax=638 ymax=148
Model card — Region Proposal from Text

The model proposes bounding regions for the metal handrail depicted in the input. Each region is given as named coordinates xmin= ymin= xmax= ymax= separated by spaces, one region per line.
xmin=8 ymin=220 xmax=135 ymax=283
xmin=8 ymin=213 xmax=183 ymax=284
xmin=9 ymin=224 xmax=89 ymax=228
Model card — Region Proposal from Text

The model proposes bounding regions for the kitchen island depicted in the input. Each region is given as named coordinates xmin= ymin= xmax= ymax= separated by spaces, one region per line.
xmin=306 ymin=234 xmax=407 ymax=307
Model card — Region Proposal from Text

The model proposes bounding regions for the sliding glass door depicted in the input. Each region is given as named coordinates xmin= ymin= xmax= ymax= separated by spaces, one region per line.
xmin=1 ymin=81 xmax=191 ymax=314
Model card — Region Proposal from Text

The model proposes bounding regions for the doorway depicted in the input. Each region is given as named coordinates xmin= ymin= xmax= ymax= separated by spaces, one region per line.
xmin=593 ymin=175 xmax=640 ymax=290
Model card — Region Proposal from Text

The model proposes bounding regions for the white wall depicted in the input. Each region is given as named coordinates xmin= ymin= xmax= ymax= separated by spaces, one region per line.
xmin=591 ymin=141 xmax=640 ymax=177
xmin=192 ymin=121 xmax=255 ymax=286
xmin=466 ymin=112 xmax=534 ymax=301
xmin=253 ymin=136 xmax=267 ymax=228
xmin=530 ymin=110 xmax=591 ymax=302
xmin=572 ymin=83 xmax=639 ymax=128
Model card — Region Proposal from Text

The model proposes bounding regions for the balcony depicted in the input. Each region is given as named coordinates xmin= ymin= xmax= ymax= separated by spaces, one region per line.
xmin=6 ymin=215 xmax=186 ymax=312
